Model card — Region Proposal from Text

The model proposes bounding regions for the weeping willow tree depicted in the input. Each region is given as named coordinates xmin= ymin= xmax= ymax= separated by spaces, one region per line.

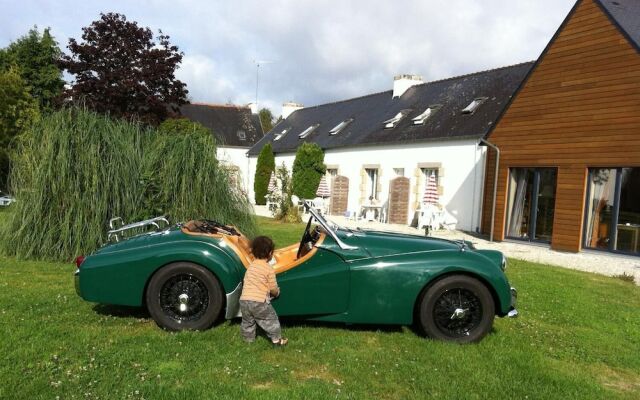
xmin=1 ymin=107 xmax=255 ymax=261
xmin=1 ymin=108 xmax=146 ymax=260
xmin=143 ymin=124 xmax=256 ymax=236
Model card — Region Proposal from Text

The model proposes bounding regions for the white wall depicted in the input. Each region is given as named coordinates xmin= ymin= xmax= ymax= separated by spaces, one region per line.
xmin=217 ymin=146 xmax=251 ymax=192
xmin=247 ymin=139 xmax=486 ymax=232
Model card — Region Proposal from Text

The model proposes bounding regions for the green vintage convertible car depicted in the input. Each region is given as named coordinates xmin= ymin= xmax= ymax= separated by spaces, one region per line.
xmin=75 ymin=204 xmax=517 ymax=343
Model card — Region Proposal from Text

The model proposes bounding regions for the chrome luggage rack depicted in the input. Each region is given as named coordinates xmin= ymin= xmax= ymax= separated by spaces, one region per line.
xmin=107 ymin=216 xmax=171 ymax=243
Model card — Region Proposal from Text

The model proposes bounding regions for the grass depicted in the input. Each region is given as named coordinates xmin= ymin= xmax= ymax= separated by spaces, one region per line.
xmin=0 ymin=217 xmax=639 ymax=399
xmin=1 ymin=107 xmax=255 ymax=261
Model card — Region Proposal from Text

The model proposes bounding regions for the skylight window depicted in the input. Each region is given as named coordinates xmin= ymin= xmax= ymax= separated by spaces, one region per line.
xmin=329 ymin=118 xmax=354 ymax=135
xmin=383 ymin=112 xmax=404 ymax=129
xmin=298 ymin=124 xmax=320 ymax=139
xmin=274 ymin=128 xmax=289 ymax=141
xmin=237 ymin=130 xmax=246 ymax=140
xmin=383 ymin=109 xmax=413 ymax=129
xmin=412 ymin=105 xmax=441 ymax=125
xmin=462 ymin=97 xmax=488 ymax=114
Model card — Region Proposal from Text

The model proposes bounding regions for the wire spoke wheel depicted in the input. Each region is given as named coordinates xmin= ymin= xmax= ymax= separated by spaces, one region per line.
xmin=159 ymin=273 xmax=210 ymax=323
xmin=432 ymin=288 xmax=482 ymax=338
xmin=418 ymin=275 xmax=495 ymax=343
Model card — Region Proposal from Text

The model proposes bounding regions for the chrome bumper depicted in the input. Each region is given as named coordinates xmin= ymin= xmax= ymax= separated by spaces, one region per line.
xmin=507 ymin=286 xmax=518 ymax=318
xmin=74 ymin=268 xmax=80 ymax=296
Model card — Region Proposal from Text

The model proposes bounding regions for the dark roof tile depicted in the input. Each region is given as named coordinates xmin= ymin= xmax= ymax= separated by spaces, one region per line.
xmin=180 ymin=104 xmax=264 ymax=147
xmin=248 ymin=62 xmax=534 ymax=155
xmin=596 ymin=0 xmax=640 ymax=52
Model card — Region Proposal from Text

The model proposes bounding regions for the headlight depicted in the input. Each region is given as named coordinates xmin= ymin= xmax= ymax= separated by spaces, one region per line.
xmin=501 ymin=255 xmax=507 ymax=271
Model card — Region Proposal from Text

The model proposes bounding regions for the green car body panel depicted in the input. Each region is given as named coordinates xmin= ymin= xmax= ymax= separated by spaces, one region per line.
xmin=77 ymin=220 xmax=515 ymax=326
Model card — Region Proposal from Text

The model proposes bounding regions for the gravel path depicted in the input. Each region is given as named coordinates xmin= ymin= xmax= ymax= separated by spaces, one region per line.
xmin=255 ymin=206 xmax=640 ymax=284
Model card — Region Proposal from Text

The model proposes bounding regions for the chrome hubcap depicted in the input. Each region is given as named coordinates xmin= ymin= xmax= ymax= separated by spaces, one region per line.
xmin=178 ymin=293 xmax=189 ymax=312
xmin=450 ymin=307 xmax=469 ymax=320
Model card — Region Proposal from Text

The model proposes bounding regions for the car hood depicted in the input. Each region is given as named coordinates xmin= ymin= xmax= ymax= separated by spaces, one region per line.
xmin=341 ymin=229 xmax=465 ymax=258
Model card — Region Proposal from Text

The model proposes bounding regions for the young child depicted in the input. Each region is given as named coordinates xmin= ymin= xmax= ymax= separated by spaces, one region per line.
xmin=239 ymin=236 xmax=288 ymax=346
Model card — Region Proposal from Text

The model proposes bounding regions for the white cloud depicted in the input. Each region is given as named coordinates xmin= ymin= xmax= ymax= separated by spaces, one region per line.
xmin=2 ymin=0 xmax=576 ymax=115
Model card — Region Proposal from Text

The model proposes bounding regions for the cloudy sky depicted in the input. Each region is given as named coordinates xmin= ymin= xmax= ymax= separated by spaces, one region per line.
xmin=2 ymin=0 xmax=575 ymax=115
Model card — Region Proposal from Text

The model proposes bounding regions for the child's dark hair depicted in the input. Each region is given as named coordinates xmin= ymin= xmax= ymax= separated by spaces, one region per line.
xmin=251 ymin=236 xmax=274 ymax=259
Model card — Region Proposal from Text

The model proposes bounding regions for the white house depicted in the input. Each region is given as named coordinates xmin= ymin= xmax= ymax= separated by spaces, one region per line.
xmin=247 ymin=63 xmax=533 ymax=232
xmin=180 ymin=103 xmax=264 ymax=192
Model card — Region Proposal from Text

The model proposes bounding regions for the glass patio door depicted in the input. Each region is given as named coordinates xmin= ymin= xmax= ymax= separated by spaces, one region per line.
xmin=585 ymin=167 xmax=640 ymax=255
xmin=506 ymin=168 xmax=557 ymax=242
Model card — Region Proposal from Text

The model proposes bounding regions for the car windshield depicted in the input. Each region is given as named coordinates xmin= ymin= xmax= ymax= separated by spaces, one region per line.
xmin=304 ymin=201 xmax=356 ymax=249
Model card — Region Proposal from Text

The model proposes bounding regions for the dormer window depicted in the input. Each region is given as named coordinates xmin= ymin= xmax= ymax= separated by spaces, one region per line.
xmin=237 ymin=130 xmax=246 ymax=140
xmin=274 ymin=128 xmax=289 ymax=141
xmin=462 ymin=97 xmax=487 ymax=114
xmin=412 ymin=105 xmax=441 ymax=125
xmin=298 ymin=124 xmax=320 ymax=139
xmin=329 ymin=118 xmax=354 ymax=135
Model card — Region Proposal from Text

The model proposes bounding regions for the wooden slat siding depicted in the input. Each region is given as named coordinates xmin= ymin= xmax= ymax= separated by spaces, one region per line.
xmin=481 ymin=0 xmax=640 ymax=252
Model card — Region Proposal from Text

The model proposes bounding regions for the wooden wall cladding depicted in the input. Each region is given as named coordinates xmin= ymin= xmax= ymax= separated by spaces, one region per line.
xmin=482 ymin=0 xmax=640 ymax=252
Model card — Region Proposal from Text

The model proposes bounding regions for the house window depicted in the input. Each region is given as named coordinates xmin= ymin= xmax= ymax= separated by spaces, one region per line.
xmin=237 ymin=130 xmax=246 ymax=141
xmin=298 ymin=124 xmax=319 ymax=139
xmin=365 ymin=168 xmax=379 ymax=200
xmin=462 ymin=97 xmax=487 ymax=114
xmin=326 ymin=168 xmax=338 ymax=191
xmin=329 ymin=119 xmax=354 ymax=135
xmin=394 ymin=168 xmax=405 ymax=177
xmin=383 ymin=111 xmax=404 ymax=129
xmin=584 ymin=167 xmax=640 ymax=255
xmin=274 ymin=128 xmax=289 ymax=141
xmin=412 ymin=105 xmax=440 ymax=125
xmin=506 ymin=168 xmax=557 ymax=242
xmin=421 ymin=168 xmax=439 ymax=185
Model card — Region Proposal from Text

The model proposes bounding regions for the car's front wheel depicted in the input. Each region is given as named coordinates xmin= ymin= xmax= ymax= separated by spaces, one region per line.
xmin=146 ymin=262 xmax=224 ymax=331
xmin=418 ymin=275 xmax=495 ymax=343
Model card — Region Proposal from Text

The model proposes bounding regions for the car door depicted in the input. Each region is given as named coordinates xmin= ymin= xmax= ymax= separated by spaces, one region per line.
xmin=272 ymin=247 xmax=349 ymax=317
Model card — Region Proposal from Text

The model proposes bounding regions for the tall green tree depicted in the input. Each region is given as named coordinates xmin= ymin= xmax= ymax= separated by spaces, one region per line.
xmin=254 ymin=143 xmax=275 ymax=205
xmin=0 ymin=68 xmax=39 ymax=190
xmin=0 ymin=27 xmax=64 ymax=110
xmin=60 ymin=13 xmax=188 ymax=125
xmin=258 ymin=107 xmax=274 ymax=133
xmin=291 ymin=142 xmax=326 ymax=199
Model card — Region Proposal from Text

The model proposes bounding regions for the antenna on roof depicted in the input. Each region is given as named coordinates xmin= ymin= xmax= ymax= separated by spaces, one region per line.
xmin=253 ymin=60 xmax=274 ymax=111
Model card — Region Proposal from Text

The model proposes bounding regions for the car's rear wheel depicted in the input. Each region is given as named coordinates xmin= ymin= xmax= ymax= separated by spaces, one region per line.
xmin=146 ymin=262 xmax=223 ymax=331
xmin=418 ymin=275 xmax=495 ymax=343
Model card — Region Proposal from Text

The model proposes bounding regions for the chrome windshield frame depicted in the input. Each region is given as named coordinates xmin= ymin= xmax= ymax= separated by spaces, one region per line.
xmin=304 ymin=201 xmax=358 ymax=250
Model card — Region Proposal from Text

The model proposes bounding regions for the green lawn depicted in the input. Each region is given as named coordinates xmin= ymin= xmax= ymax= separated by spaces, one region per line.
xmin=0 ymin=217 xmax=639 ymax=399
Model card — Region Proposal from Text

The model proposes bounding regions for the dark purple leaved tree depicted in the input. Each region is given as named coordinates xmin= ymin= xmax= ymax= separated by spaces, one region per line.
xmin=60 ymin=13 xmax=188 ymax=125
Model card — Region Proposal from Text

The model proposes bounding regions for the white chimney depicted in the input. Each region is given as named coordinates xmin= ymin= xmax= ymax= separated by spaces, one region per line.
xmin=247 ymin=102 xmax=258 ymax=114
xmin=282 ymin=101 xmax=304 ymax=119
xmin=392 ymin=74 xmax=423 ymax=98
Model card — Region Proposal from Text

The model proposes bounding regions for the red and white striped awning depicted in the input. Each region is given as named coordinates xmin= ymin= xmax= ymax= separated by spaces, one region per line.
xmin=267 ymin=172 xmax=277 ymax=193
xmin=423 ymin=173 xmax=439 ymax=205
xmin=316 ymin=175 xmax=331 ymax=197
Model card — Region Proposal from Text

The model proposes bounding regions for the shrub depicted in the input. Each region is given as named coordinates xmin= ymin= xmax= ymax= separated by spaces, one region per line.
xmin=157 ymin=118 xmax=211 ymax=136
xmin=254 ymin=143 xmax=275 ymax=205
xmin=292 ymin=142 xmax=326 ymax=199
xmin=272 ymin=163 xmax=301 ymax=223
xmin=1 ymin=108 xmax=146 ymax=260
xmin=0 ymin=107 xmax=255 ymax=261
xmin=144 ymin=125 xmax=256 ymax=236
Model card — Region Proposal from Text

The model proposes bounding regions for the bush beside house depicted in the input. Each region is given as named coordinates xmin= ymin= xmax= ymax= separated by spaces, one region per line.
xmin=254 ymin=143 xmax=275 ymax=205
xmin=292 ymin=142 xmax=326 ymax=199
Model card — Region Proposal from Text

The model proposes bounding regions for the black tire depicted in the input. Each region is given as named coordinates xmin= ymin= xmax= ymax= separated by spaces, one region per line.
xmin=417 ymin=275 xmax=495 ymax=343
xmin=146 ymin=262 xmax=224 ymax=331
